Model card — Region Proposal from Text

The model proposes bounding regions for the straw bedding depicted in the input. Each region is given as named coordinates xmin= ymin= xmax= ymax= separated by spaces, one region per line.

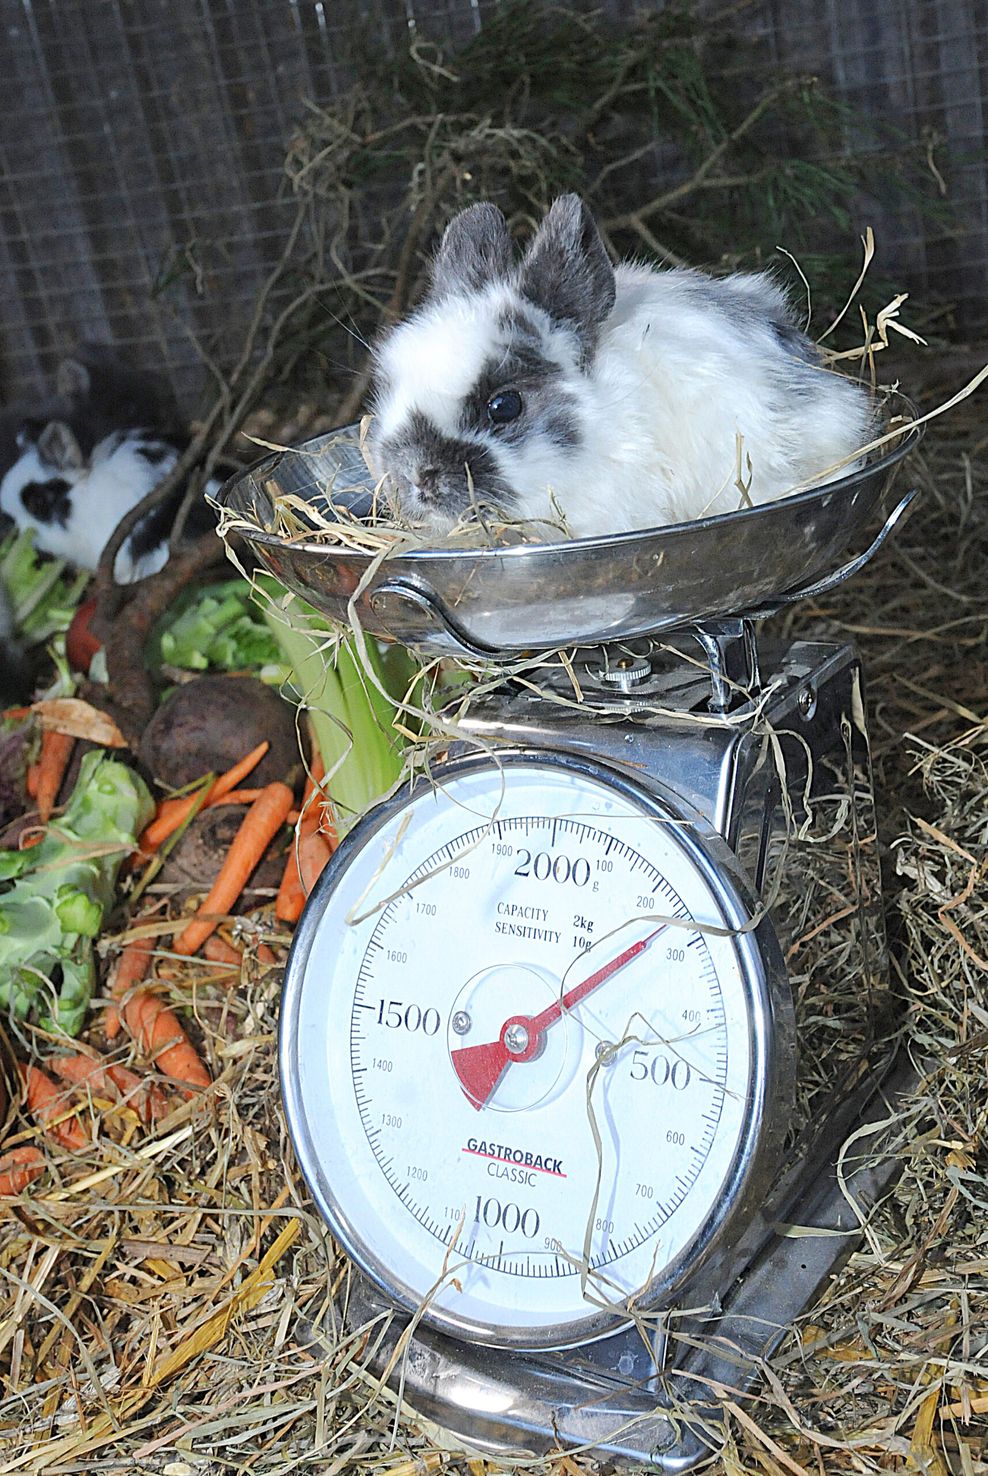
xmin=0 ymin=414 xmax=985 ymax=1475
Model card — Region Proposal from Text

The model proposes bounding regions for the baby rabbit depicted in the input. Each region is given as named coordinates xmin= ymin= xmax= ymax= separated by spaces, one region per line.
xmin=3 ymin=421 xmax=193 ymax=582
xmin=0 ymin=351 xmax=217 ymax=583
xmin=369 ymin=195 xmax=875 ymax=539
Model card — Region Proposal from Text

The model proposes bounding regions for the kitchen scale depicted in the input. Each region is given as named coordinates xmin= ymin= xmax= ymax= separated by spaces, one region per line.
xmin=220 ymin=412 xmax=921 ymax=1469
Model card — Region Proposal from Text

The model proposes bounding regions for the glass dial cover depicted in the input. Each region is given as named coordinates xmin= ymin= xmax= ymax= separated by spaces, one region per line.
xmin=281 ymin=752 xmax=788 ymax=1350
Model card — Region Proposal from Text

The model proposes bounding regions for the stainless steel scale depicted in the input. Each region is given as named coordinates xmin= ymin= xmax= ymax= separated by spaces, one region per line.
xmin=220 ymin=415 xmax=921 ymax=1469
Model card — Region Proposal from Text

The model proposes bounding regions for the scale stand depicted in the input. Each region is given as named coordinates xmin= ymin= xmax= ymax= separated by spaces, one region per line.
xmin=300 ymin=619 xmax=915 ymax=1469
xmin=220 ymin=420 xmax=922 ymax=1470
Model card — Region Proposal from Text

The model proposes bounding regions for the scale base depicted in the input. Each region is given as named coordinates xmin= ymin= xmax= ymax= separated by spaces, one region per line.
xmin=300 ymin=632 xmax=907 ymax=1468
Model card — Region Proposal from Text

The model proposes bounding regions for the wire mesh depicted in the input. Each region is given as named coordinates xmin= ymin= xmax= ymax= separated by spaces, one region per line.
xmin=0 ymin=0 xmax=984 ymax=416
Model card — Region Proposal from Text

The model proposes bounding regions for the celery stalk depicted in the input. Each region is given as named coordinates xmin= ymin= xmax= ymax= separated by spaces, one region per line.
xmin=260 ymin=601 xmax=409 ymax=831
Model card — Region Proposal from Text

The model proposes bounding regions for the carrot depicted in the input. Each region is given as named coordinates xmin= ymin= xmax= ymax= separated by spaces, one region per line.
xmin=104 ymin=937 xmax=154 ymax=1041
xmin=25 ymin=761 xmax=40 ymax=799
xmin=138 ymin=783 xmax=212 ymax=853
xmin=123 ymin=991 xmax=211 ymax=1092
xmin=52 ymin=1051 xmax=169 ymax=1124
xmin=173 ymin=782 xmax=294 ymax=956
xmin=203 ymin=934 xmax=243 ymax=971
xmin=19 ymin=1064 xmax=89 ymax=1151
xmin=140 ymin=740 xmax=270 ymax=851
xmin=2 ymin=705 xmax=32 ymax=722
xmin=275 ymin=757 xmax=332 ymax=925
xmin=305 ymin=752 xmax=338 ymax=841
xmin=197 ymin=938 xmax=240 ymax=985
xmin=274 ymin=847 xmax=306 ymax=924
xmin=209 ymin=788 xmax=265 ymax=807
xmin=51 ymin=1052 xmax=119 ymax=1098
xmin=298 ymin=828 xmax=333 ymax=894
xmin=0 ymin=1147 xmax=46 ymax=1196
xmin=35 ymin=729 xmax=75 ymax=824
xmin=257 ymin=943 xmax=277 ymax=967
xmin=109 ymin=1064 xmax=170 ymax=1122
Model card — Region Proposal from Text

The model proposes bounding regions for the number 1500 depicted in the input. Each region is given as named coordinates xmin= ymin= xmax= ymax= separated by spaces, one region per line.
xmin=376 ymin=999 xmax=441 ymax=1034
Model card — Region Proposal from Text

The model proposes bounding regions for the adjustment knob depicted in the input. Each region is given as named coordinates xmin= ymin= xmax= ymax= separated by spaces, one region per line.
xmin=592 ymin=656 xmax=652 ymax=693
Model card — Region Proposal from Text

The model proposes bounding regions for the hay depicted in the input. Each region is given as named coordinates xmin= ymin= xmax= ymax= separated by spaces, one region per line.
xmin=1 ymin=402 xmax=985 ymax=1473
xmin=257 ymin=0 xmax=950 ymax=433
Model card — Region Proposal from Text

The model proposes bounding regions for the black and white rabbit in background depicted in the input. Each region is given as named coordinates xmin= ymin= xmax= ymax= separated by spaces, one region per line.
xmin=368 ymin=194 xmax=876 ymax=538
xmin=0 ymin=347 xmax=218 ymax=584
xmin=0 ymin=348 xmax=220 ymax=704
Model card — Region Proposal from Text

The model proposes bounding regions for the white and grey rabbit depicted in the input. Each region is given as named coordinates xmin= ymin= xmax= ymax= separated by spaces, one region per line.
xmin=368 ymin=194 xmax=876 ymax=539
xmin=0 ymin=349 xmax=218 ymax=584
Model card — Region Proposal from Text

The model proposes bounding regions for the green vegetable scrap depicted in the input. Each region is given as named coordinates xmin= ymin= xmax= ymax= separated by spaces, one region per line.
xmin=258 ymin=581 xmax=418 ymax=833
xmin=149 ymin=580 xmax=282 ymax=674
xmin=0 ymin=751 xmax=153 ymax=1036
xmin=0 ymin=528 xmax=89 ymax=646
xmin=151 ymin=570 xmax=420 ymax=833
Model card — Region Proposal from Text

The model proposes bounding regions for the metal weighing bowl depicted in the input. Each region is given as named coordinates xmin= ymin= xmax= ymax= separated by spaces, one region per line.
xmin=218 ymin=408 xmax=920 ymax=658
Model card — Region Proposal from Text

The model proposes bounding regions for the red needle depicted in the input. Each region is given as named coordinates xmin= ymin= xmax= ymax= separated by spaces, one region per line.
xmin=451 ymin=926 xmax=667 ymax=1109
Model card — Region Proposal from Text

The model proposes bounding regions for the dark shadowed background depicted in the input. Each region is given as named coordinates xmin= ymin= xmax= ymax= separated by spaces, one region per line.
xmin=0 ymin=0 xmax=985 ymax=416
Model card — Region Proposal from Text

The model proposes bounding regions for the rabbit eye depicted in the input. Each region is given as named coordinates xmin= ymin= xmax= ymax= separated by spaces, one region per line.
xmin=487 ymin=390 xmax=523 ymax=425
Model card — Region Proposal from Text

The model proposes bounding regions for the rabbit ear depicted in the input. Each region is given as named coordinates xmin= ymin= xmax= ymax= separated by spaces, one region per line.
xmin=430 ymin=202 xmax=514 ymax=295
xmin=518 ymin=195 xmax=615 ymax=354
xmin=56 ymin=356 xmax=91 ymax=403
xmin=37 ymin=420 xmax=85 ymax=473
xmin=15 ymin=419 xmax=44 ymax=452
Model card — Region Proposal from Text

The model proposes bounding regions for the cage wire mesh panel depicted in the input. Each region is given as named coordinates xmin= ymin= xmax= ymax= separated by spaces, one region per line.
xmin=0 ymin=0 xmax=985 ymax=416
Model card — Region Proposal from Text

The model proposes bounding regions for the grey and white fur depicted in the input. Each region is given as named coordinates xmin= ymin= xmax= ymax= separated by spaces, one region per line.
xmin=0 ymin=350 xmax=218 ymax=584
xmin=368 ymin=195 xmax=875 ymax=539
xmin=0 ymin=349 xmax=217 ymax=702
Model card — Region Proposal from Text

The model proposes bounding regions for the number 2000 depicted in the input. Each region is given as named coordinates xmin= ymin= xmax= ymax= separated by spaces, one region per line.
xmin=514 ymin=850 xmax=590 ymax=886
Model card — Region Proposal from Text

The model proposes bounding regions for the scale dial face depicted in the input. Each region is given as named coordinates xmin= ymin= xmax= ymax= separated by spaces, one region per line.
xmin=282 ymin=752 xmax=787 ymax=1351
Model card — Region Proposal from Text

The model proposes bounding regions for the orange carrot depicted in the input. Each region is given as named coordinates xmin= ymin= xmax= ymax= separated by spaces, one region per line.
xmin=108 ymin=1064 xmax=170 ymax=1122
xmin=51 ymin=1052 xmax=120 ymax=1098
xmin=52 ymin=1051 xmax=168 ymax=1124
xmin=19 ymin=1064 xmax=89 ymax=1151
xmin=210 ymin=741 xmax=270 ymax=799
xmin=257 ymin=943 xmax=277 ymax=967
xmin=275 ymin=756 xmax=332 ymax=924
xmin=274 ymin=847 xmax=306 ymax=924
xmin=298 ymin=828 xmax=333 ymax=894
xmin=105 ymin=937 xmax=154 ymax=1041
xmin=0 ymin=1146 xmax=45 ymax=1196
xmin=35 ymin=729 xmax=75 ymax=824
xmin=209 ymin=788 xmax=265 ymax=807
xmin=173 ymin=782 xmax=294 ymax=956
xmin=123 ymin=991 xmax=211 ymax=1092
xmin=203 ymin=934 xmax=243 ymax=969
xmin=2 ymin=705 xmax=32 ymax=722
xmin=140 ymin=741 xmax=271 ymax=851
xmin=303 ymin=752 xmax=338 ymax=843
xmin=25 ymin=761 xmax=40 ymax=798
xmin=139 ymin=784 xmax=211 ymax=853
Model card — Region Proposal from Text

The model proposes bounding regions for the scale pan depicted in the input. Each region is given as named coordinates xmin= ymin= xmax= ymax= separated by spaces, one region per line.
xmin=218 ymin=406 xmax=920 ymax=657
